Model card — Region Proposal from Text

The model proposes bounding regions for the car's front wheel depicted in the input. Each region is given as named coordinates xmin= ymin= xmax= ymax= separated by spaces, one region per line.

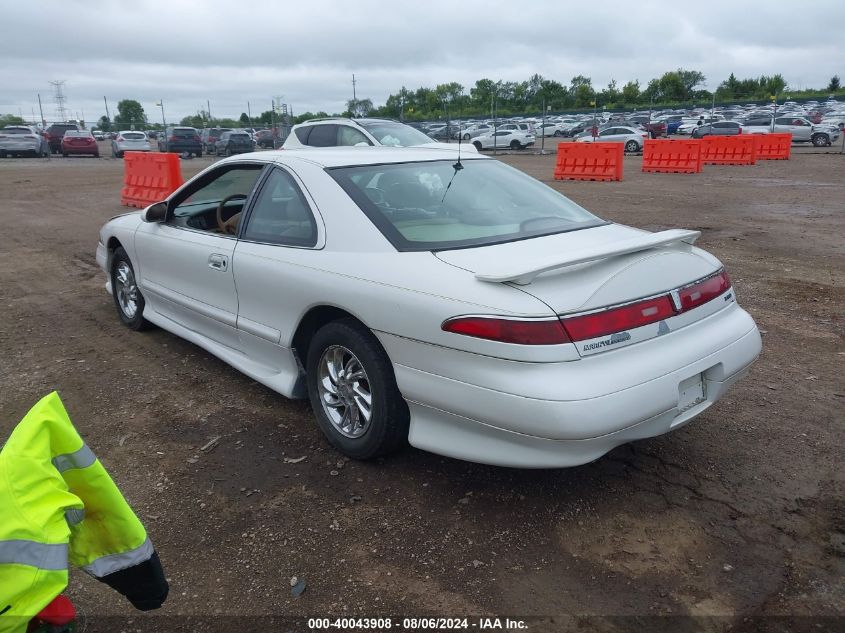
xmin=625 ymin=140 xmax=639 ymax=152
xmin=111 ymin=247 xmax=150 ymax=331
xmin=811 ymin=133 xmax=829 ymax=147
xmin=510 ymin=140 xmax=521 ymax=150
xmin=306 ymin=318 xmax=409 ymax=460
xmin=472 ymin=141 xmax=482 ymax=151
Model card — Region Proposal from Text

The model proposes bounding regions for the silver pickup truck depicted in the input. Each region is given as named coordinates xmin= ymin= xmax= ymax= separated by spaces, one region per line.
xmin=742 ymin=116 xmax=840 ymax=147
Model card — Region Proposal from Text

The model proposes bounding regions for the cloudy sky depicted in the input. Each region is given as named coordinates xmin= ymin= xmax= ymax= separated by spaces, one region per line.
xmin=1 ymin=0 xmax=842 ymax=125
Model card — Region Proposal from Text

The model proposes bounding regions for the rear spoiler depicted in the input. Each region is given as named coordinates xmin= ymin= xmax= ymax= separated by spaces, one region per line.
xmin=476 ymin=229 xmax=701 ymax=285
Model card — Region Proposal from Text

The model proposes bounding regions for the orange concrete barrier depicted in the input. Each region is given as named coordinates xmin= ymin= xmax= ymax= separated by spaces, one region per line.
xmin=120 ymin=151 xmax=184 ymax=208
xmin=553 ymin=142 xmax=624 ymax=181
xmin=642 ymin=139 xmax=702 ymax=174
xmin=752 ymin=133 xmax=791 ymax=160
xmin=700 ymin=135 xmax=757 ymax=165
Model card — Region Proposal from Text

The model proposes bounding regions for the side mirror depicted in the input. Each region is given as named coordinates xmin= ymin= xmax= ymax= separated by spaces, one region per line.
xmin=142 ymin=201 xmax=167 ymax=223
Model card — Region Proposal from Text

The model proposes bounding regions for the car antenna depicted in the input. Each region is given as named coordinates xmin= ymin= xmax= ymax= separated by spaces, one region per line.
xmin=441 ymin=121 xmax=464 ymax=203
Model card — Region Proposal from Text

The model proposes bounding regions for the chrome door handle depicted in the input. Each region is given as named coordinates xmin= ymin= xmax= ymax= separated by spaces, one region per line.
xmin=208 ymin=254 xmax=228 ymax=271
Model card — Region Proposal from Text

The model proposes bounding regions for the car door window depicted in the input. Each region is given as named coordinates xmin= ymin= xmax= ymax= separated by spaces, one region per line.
xmin=169 ymin=165 xmax=264 ymax=233
xmin=306 ymin=125 xmax=339 ymax=147
xmin=242 ymin=168 xmax=318 ymax=247
xmin=338 ymin=126 xmax=372 ymax=146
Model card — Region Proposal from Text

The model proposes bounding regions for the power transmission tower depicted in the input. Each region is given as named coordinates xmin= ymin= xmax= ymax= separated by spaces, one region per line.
xmin=49 ymin=80 xmax=68 ymax=122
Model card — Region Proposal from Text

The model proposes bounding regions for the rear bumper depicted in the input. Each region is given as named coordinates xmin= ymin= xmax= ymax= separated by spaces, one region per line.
xmin=381 ymin=304 xmax=761 ymax=468
xmin=62 ymin=145 xmax=98 ymax=154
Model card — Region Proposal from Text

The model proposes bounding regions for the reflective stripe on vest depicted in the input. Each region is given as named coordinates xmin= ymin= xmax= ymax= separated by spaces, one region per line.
xmin=83 ymin=536 xmax=153 ymax=578
xmin=64 ymin=508 xmax=85 ymax=526
xmin=51 ymin=444 xmax=96 ymax=473
xmin=0 ymin=540 xmax=68 ymax=571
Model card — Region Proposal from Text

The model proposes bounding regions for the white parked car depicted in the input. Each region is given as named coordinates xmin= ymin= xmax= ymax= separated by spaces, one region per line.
xmin=95 ymin=147 xmax=761 ymax=468
xmin=576 ymin=125 xmax=647 ymax=152
xmin=534 ymin=122 xmax=568 ymax=137
xmin=283 ymin=117 xmax=476 ymax=152
xmin=742 ymin=116 xmax=840 ymax=146
xmin=111 ymin=131 xmax=152 ymax=157
xmin=471 ymin=129 xmax=534 ymax=150
xmin=0 ymin=126 xmax=49 ymax=157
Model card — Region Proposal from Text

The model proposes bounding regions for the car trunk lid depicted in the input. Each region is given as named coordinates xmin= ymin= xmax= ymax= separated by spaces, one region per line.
xmin=435 ymin=224 xmax=730 ymax=356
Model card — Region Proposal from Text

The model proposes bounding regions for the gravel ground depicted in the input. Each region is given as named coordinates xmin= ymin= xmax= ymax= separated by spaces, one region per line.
xmin=0 ymin=144 xmax=842 ymax=632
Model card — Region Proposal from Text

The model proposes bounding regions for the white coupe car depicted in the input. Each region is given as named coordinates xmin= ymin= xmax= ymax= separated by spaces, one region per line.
xmin=96 ymin=147 xmax=761 ymax=468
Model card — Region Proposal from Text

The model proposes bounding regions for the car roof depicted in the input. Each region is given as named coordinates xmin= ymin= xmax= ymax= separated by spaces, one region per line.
xmin=236 ymin=146 xmax=490 ymax=168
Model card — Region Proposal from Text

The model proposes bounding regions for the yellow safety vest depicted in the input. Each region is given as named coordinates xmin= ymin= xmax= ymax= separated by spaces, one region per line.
xmin=0 ymin=392 xmax=168 ymax=633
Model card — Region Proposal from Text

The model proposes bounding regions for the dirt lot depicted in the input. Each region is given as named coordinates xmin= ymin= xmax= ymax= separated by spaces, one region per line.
xmin=0 ymin=145 xmax=842 ymax=631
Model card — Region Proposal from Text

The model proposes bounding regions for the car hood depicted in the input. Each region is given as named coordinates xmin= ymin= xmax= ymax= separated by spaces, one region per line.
xmin=434 ymin=223 xmax=721 ymax=314
xmin=415 ymin=141 xmax=479 ymax=153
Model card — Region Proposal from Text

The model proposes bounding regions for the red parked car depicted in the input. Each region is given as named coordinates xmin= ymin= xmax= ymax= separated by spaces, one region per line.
xmin=61 ymin=130 xmax=99 ymax=157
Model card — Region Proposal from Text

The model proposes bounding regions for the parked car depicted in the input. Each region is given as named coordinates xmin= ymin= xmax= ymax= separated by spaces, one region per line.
xmin=691 ymin=121 xmax=743 ymax=138
xmin=576 ymin=125 xmax=647 ymax=153
xmin=534 ymin=122 xmax=567 ymax=137
xmin=111 ymin=130 xmax=152 ymax=157
xmin=45 ymin=122 xmax=80 ymax=154
xmin=159 ymin=127 xmax=202 ymax=156
xmin=201 ymin=127 xmax=232 ymax=154
xmin=283 ymin=118 xmax=470 ymax=152
xmin=459 ymin=124 xmax=493 ymax=140
xmin=0 ymin=126 xmax=49 ymax=157
xmin=254 ymin=129 xmax=277 ymax=148
xmin=60 ymin=130 xmax=99 ymax=157
xmin=471 ymin=129 xmax=535 ymax=150
xmin=215 ymin=130 xmax=254 ymax=156
xmin=741 ymin=116 xmax=840 ymax=146
xmin=95 ymin=147 xmax=761 ymax=468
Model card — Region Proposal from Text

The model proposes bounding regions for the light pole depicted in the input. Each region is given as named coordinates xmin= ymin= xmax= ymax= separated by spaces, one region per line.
xmin=770 ymin=93 xmax=777 ymax=132
xmin=155 ymin=100 xmax=166 ymax=133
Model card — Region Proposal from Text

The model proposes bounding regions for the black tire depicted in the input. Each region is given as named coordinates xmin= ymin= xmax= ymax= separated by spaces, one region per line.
xmin=472 ymin=141 xmax=482 ymax=151
xmin=811 ymin=134 xmax=828 ymax=147
xmin=625 ymin=140 xmax=639 ymax=153
xmin=0 ymin=151 xmax=6 ymax=158
xmin=110 ymin=247 xmax=151 ymax=331
xmin=462 ymin=133 xmax=471 ymax=141
xmin=225 ymin=147 xmax=232 ymax=157
xmin=553 ymin=130 xmax=562 ymax=137
xmin=61 ymin=152 xmax=68 ymax=157
xmin=306 ymin=318 xmax=409 ymax=460
xmin=196 ymin=150 xmax=202 ymax=158
xmin=509 ymin=140 xmax=520 ymax=150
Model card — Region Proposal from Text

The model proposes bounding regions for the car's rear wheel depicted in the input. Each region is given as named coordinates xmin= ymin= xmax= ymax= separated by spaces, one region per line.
xmin=111 ymin=247 xmax=150 ymax=331
xmin=306 ymin=318 xmax=409 ymax=460
xmin=625 ymin=140 xmax=639 ymax=153
xmin=510 ymin=140 xmax=521 ymax=150
xmin=553 ymin=130 xmax=562 ymax=137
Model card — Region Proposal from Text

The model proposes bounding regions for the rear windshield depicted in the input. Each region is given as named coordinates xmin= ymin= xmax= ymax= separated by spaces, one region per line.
xmin=172 ymin=128 xmax=196 ymax=136
xmin=356 ymin=121 xmax=434 ymax=147
xmin=50 ymin=125 xmax=78 ymax=132
xmin=122 ymin=132 xmax=146 ymax=139
xmin=64 ymin=130 xmax=92 ymax=137
xmin=329 ymin=159 xmax=605 ymax=251
xmin=1 ymin=127 xmax=32 ymax=135
xmin=230 ymin=133 xmax=250 ymax=139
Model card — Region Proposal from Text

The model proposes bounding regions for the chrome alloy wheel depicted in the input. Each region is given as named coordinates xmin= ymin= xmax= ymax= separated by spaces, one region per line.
xmin=114 ymin=261 xmax=138 ymax=319
xmin=317 ymin=345 xmax=373 ymax=438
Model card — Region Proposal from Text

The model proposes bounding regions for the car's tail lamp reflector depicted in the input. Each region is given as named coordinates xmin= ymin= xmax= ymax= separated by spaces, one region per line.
xmin=678 ymin=270 xmax=731 ymax=312
xmin=560 ymin=295 xmax=676 ymax=342
xmin=441 ymin=317 xmax=571 ymax=345
xmin=444 ymin=270 xmax=731 ymax=347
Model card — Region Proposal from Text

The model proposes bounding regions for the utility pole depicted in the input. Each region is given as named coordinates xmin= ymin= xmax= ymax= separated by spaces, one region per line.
xmin=37 ymin=94 xmax=45 ymax=127
xmin=352 ymin=74 xmax=357 ymax=101
xmin=207 ymin=99 xmax=212 ymax=122
xmin=247 ymin=101 xmax=252 ymax=127
xmin=103 ymin=96 xmax=111 ymax=130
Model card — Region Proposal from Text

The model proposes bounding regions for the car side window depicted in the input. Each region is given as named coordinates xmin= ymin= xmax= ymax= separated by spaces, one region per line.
xmin=306 ymin=125 xmax=339 ymax=147
xmin=338 ymin=126 xmax=372 ymax=146
xmin=242 ymin=168 xmax=318 ymax=247
xmin=169 ymin=165 xmax=264 ymax=233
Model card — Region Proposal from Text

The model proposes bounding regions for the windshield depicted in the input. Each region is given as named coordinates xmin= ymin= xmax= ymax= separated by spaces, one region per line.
xmin=356 ymin=121 xmax=434 ymax=147
xmin=122 ymin=132 xmax=145 ymax=139
xmin=329 ymin=159 xmax=605 ymax=251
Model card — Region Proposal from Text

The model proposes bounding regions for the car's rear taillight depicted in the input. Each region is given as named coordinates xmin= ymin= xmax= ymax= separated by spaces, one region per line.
xmin=442 ymin=316 xmax=571 ymax=345
xmin=117 ymin=136 xmax=124 ymax=141
xmin=169 ymin=136 xmax=176 ymax=141
xmin=737 ymin=127 xmax=742 ymax=134
xmin=678 ymin=270 xmax=731 ymax=312
xmin=561 ymin=296 xmax=676 ymax=342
